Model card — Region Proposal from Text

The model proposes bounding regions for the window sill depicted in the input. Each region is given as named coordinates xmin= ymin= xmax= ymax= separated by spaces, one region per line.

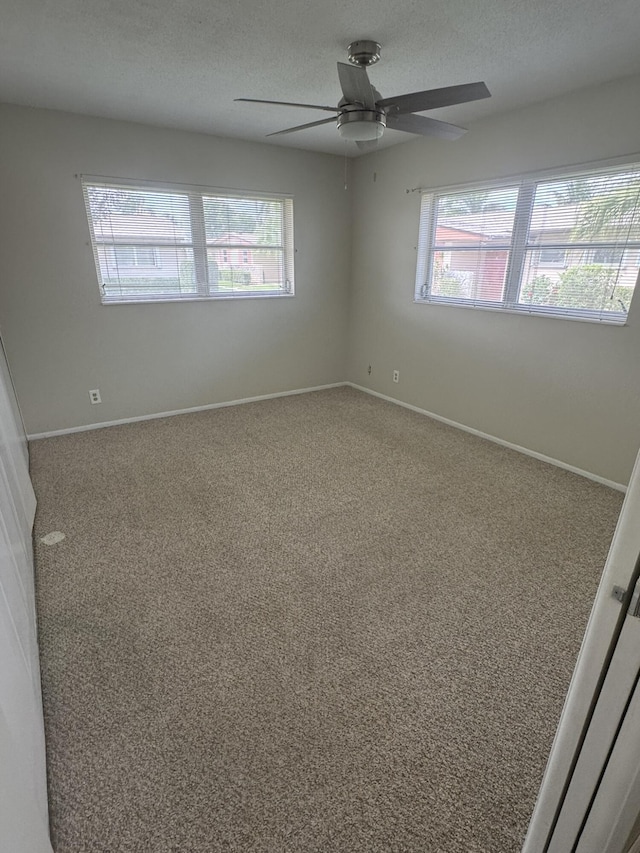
xmin=101 ymin=292 xmax=295 ymax=306
xmin=413 ymin=297 xmax=627 ymax=326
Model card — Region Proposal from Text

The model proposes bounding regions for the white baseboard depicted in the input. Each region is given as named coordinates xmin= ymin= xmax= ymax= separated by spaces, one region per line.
xmin=347 ymin=382 xmax=627 ymax=493
xmin=27 ymin=382 xmax=347 ymax=440
xmin=28 ymin=380 xmax=628 ymax=492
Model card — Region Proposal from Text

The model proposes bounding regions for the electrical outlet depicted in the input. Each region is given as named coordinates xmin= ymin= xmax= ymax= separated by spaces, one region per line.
xmin=368 ymin=364 xmax=372 ymax=375
xmin=393 ymin=370 xmax=399 ymax=383
xmin=89 ymin=389 xmax=101 ymax=404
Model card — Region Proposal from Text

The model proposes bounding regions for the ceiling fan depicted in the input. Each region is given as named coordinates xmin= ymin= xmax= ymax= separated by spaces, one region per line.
xmin=235 ymin=40 xmax=491 ymax=150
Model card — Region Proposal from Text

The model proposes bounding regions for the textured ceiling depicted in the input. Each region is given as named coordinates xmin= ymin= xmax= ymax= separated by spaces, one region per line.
xmin=1 ymin=0 xmax=639 ymax=156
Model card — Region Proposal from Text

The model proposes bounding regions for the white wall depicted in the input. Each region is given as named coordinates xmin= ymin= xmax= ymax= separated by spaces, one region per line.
xmin=0 ymin=335 xmax=51 ymax=853
xmin=0 ymin=104 xmax=351 ymax=435
xmin=2 ymin=77 xmax=640 ymax=483
xmin=347 ymin=73 xmax=640 ymax=486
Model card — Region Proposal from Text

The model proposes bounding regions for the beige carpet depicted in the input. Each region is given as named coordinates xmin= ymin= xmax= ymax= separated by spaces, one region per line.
xmin=31 ymin=387 xmax=623 ymax=852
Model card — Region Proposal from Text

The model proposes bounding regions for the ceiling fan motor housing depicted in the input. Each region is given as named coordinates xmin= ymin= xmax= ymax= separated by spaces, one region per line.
xmin=347 ymin=40 xmax=381 ymax=66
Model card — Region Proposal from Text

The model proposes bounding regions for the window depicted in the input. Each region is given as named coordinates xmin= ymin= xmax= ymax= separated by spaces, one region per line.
xmin=536 ymin=247 xmax=567 ymax=268
xmin=114 ymin=246 xmax=159 ymax=268
xmin=592 ymin=248 xmax=625 ymax=266
xmin=415 ymin=162 xmax=640 ymax=322
xmin=82 ymin=178 xmax=294 ymax=303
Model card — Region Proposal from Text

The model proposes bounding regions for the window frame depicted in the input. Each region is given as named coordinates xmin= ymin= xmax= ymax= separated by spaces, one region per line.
xmin=414 ymin=159 xmax=640 ymax=324
xmin=82 ymin=176 xmax=295 ymax=305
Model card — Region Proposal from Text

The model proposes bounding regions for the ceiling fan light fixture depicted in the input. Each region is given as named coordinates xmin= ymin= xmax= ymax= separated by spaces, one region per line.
xmin=337 ymin=110 xmax=386 ymax=141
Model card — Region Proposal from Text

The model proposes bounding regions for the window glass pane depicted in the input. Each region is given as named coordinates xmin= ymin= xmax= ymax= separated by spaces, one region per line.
xmin=98 ymin=246 xmax=197 ymax=300
xmin=434 ymin=186 xmax=520 ymax=247
xmin=432 ymin=249 xmax=509 ymax=302
xmin=203 ymin=196 xmax=283 ymax=245
xmin=529 ymin=169 xmax=640 ymax=245
xmin=521 ymin=167 xmax=640 ymax=318
xmin=88 ymin=187 xmax=192 ymax=242
xmin=87 ymin=185 xmax=194 ymax=302
xmin=518 ymin=248 xmax=638 ymax=314
xmin=592 ymin=248 xmax=625 ymax=265
xmin=207 ymin=248 xmax=286 ymax=293
xmin=536 ymin=248 xmax=567 ymax=267
xmin=113 ymin=246 xmax=158 ymax=267
xmin=114 ymin=246 xmax=135 ymax=267
xmin=135 ymin=248 xmax=157 ymax=266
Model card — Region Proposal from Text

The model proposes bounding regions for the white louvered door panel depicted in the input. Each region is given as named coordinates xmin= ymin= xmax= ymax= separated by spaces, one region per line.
xmin=523 ymin=450 xmax=640 ymax=853
xmin=0 ymin=335 xmax=52 ymax=853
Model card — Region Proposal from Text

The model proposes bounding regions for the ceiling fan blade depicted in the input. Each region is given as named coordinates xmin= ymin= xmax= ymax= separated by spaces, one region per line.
xmin=386 ymin=113 xmax=467 ymax=140
xmin=266 ymin=116 xmax=337 ymax=137
xmin=378 ymin=81 xmax=491 ymax=115
xmin=355 ymin=140 xmax=380 ymax=153
xmin=235 ymin=98 xmax=338 ymax=113
xmin=337 ymin=62 xmax=375 ymax=109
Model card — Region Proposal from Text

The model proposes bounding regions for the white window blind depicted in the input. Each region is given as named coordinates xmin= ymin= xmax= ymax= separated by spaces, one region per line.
xmin=82 ymin=178 xmax=295 ymax=304
xmin=415 ymin=162 xmax=640 ymax=322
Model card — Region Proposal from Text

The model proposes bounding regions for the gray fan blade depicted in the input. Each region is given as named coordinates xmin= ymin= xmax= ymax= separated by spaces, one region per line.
xmin=355 ymin=140 xmax=380 ymax=153
xmin=337 ymin=62 xmax=375 ymax=109
xmin=266 ymin=116 xmax=337 ymax=137
xmin=387 ymin=113 xmax=466 ymax=140
xmin=235 ymin=98 xmax=338 ymax=113
xmin=378 ymin=82 xmax=491 ymax=115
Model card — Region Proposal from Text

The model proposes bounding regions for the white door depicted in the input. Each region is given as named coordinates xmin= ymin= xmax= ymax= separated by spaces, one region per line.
xmin=0 ymin=337 xmax=53 ymax=853
xmin=523 ymin=450 xmax=640 ymax=853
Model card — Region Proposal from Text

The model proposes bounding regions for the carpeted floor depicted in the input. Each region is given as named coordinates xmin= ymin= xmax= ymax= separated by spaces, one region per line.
xmin=31 ymin=387 xmax=623 ymax=852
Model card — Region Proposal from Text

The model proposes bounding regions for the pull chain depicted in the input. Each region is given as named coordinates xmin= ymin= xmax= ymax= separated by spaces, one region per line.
xmin=344 ymin=141 xmax=348 ymax=190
